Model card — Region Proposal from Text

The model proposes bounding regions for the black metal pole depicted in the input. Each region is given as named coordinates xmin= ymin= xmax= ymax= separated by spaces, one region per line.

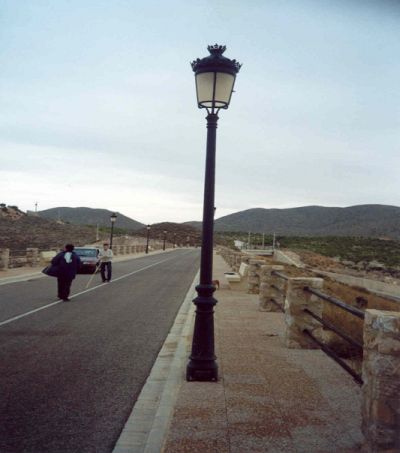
xmin=110 ymin=222 xmax=114 ymax=249
xmin=163 ymin=232 xmax=166 ymax=251
xmin=186 ymin=112 xmax=219 ymax=381
xmin=146 ymin=229 xmax=150 ymax=254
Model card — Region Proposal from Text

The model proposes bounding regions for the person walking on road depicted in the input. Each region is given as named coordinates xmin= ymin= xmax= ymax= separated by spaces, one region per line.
xmin=51 ymin=244 xmax=81 ymax=302
xmin=98 ymin=242 xmax=113 ymax=282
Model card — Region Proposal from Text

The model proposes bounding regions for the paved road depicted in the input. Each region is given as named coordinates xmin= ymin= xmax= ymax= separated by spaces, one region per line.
xmin=0 ymin=249 xmax=200 ymax=452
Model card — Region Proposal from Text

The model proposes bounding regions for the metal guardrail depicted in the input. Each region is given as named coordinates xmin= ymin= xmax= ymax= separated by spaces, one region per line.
xmin=304 ymin=286 xmax=365 ymax=319
xmin=269 ymin=298 xmax=285 ymax=313
xmin=270 ymin=283 xmax=285 ymax=295
xmin=270 ymin=272 xmax=364 ymax=385
xmin=302 ymin=287 xmax=364 ymax=385
xmin=303 ymin=308 xmax=363 ymax=350
xmin=271 ymin=270 xmax=289 ymax=281
xmin=270 ymin=272 xmax=288 ymax=311
xmin=303 ymin=329 xmax=363 ymax=385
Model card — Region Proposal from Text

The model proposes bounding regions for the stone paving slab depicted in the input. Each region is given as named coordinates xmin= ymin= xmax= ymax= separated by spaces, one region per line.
xmin=162 ymin=253 xmax=364 ymax=452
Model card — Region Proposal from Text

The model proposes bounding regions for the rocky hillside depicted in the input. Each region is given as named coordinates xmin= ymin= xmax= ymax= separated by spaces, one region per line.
xmin=0 ymin=206 xmax=98 ymax=252
xmin=135 ymin=222 xmax=201 ymax=246
xmin=39 ymin=207 xmax=145 ymax=230
xmin=213 ymin=204 xmax=400 ymax=239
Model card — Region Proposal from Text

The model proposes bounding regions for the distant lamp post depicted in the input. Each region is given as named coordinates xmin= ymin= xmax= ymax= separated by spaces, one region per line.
xmin=187 ymin=44 xmax=241 ymax=382
xmin=110 ymin=213 xmax=117 ymax=249
xmin=163 ymin=230 xmax=167 ymax=251
xmin=145 ymin=225 xmax=151 ymax=254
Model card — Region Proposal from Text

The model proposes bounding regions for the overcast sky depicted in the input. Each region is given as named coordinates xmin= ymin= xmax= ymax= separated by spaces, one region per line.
xmin=1 ymin=0 xmax=399 ymax=224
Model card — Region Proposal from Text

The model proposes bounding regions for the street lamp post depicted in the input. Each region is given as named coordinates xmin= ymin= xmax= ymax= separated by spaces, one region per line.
xmin=145 ymin=225 xmax=151 ymax=254
xmin=110 ymin=213 xmax=117 ymax=249
xmin=186 ymin=44 xmax=241 ymax=382
xmin=163 ymin=230 xmax=167 ymax=251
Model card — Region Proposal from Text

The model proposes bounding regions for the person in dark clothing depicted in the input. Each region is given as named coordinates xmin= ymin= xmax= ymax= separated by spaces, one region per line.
xmin=51 ymin=244 xmax=81 ymax=301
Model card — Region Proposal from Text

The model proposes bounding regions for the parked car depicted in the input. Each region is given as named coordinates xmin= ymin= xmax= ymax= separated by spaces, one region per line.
xmin=74 ymin=247 xmax=100 ymax=274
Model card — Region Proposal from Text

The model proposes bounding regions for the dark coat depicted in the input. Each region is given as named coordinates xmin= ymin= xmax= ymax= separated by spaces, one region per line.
xmin=51 ymin=251 xmax=81 ymax=280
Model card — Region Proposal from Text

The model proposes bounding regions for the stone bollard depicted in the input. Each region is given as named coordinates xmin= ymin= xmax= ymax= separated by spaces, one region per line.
xmin=247 ymin=259 xmax=265 ymax=294
xmin=0 ymin=248 xmax=10 ymax=270
xmin=258 ymin=265 xmax=285 ymax=311
xmin=26 ymin=248 xmax=39 ymax=267
xmin=284 ymin=277 xmax=324 ymax=349
xmin=362 ymin=309 xmax=400 ymax=452
xmin=112 ymin=246 xmax=119 ymax=256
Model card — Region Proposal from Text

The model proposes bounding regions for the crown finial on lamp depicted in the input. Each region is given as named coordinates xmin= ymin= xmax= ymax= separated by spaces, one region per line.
xmin=207 ymin=44 xmax=226 ymax=56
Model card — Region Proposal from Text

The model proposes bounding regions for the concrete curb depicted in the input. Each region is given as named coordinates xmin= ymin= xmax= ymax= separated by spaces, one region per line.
xmin=112 ymin=270 xmax=198 ymax=453
xmin=0 ymin=271 xmax=45 ymax=286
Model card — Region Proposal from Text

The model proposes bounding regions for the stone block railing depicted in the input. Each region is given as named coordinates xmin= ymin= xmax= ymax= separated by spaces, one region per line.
xmin=0 ymin=243 xmax=155 ymax=271
xmin=259 ymin=265 xmax=285 ymax=311
xmin=217 ymin=246 xmax=252 ymax=283
xmin=284 ymin=277 xmax=324 ymax=349
xmin=0 ymin=248 xmax=10 ymax=270
xmin=247 ymin=259 xmax=267 ymax=294
xmin=362 ymin=310 xmax=400 ymax=452
xmin=258 ymin=266 xmax=400 ymax=451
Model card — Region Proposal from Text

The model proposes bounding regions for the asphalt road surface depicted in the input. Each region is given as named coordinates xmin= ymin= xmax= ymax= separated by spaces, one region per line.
xmin=0 ymin=249 xmax=200 ymax=453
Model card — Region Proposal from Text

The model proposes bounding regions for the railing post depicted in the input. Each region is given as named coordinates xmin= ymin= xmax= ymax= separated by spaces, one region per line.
xmin=362 ymin=309 xmax=400 ymax=452
xmin=0 ymin=248 xmax=10 ymax=270
xmin=259 ymin=265 xmax=285 ymax=311
xmin=247 ymin=259 xmax=265 ymax=294
xmin=285 ymin=277 xmax=324 ymax=349
xmin=26 ymin=248 xmax=39 ymax=267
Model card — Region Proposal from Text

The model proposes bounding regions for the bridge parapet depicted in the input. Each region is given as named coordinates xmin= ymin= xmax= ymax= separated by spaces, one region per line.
xmin=247 ymin=259 xmax=267 ymax=294
xmin=259 ymin=265 xmax=285 ymax=312
xmin=284 ymin=277 xmax=324 ymax=349
xmin=362 ymin=309 xmax=400 ymax=452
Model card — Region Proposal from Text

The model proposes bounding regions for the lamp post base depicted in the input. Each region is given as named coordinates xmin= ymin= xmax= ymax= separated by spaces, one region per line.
xmin=186 ymin=284 xmax=218 ymax=382
xmin=186 ymin=362 xmax=218 ymax=381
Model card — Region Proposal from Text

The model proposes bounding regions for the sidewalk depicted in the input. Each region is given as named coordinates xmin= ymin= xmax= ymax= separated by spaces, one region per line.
xmin=161 ymin=253 xmax=363 ymax=452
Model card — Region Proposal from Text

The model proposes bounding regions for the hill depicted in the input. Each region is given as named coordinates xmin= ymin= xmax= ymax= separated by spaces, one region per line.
xmin=135 ymin=222 xmax=201 ymax=246
xmin=0 ymin=206 xmax=98 ymax=252
xmin=39 ymin=207 xmax=145 ymax=230
xmin=213 ymin=204 xmax=400 ymax=239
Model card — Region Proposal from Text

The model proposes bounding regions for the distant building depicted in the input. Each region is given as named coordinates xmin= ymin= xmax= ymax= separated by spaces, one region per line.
xmin=234 ymin=240 xmax=245 ymax=249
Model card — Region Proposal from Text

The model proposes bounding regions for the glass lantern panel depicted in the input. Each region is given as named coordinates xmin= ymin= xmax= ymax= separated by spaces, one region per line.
xmin=214 ymin=72 xmax=235 ymax=107
xmin=196 ymin=72 xmax=215 ymax=107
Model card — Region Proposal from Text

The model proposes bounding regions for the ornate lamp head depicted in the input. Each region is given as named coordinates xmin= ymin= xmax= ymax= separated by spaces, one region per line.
xmin=191 ymin=44 xmax=241 ymax=112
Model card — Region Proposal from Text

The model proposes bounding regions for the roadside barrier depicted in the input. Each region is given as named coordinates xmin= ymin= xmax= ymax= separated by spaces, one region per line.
xmin=302 ymin=285 xmax=364 ymax=385
xmin=259 ymin=267 xmax=286 ymax=311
